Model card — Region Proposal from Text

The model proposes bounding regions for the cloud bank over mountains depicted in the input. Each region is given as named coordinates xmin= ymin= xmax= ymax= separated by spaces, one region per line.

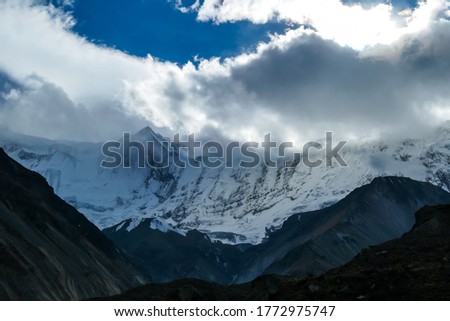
xmin=0 ymin=0 xmax=449 ymax=143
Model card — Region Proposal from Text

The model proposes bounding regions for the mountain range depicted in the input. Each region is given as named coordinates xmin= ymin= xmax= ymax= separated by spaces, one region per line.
xmin=1 ymin=125 xmax=450 ymax=300
xmin=104 ymin=176 xmax=450 ymax=284
xmin=1 ymin=124 xmax=450 ymax=245
xmin=102 ymin=204 xmax=450 ymax=301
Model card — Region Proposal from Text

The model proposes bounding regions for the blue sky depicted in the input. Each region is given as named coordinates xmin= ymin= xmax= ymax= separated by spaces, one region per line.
xmin=68 ymin=0 xmax=285 ymax=63
xmin=62 ymin=0 xmax=417 ymax=63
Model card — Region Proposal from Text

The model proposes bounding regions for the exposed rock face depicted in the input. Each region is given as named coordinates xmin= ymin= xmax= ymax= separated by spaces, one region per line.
xmin=105 ymin=177 xmax=450 ymax=285
xmin=99 ymin=205 xmax=450 ymax=301
xmin=0 ymin=148 xmax=145 ymax=300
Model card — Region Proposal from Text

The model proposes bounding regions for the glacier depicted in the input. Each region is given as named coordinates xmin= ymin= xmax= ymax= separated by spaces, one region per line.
xmin=1 ymin=125 xmax=449 ymax=245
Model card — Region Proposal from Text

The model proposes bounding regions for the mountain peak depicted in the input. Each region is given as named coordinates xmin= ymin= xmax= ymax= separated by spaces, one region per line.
xmin=371 ymin=176 xmax=408 ymax=184
xmin=134 ymin=126 xmax=165 ymax=142
xmin=136 ymin=126 xmax=156 ymax=136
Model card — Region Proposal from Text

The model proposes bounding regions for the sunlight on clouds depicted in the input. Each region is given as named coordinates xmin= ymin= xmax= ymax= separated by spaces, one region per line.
xmin=275 ymin=0 xmax=400 ymax=49
xmin=181 ymin=0 xmax=449 ymax=50
xmin=308 ymin=2 xmax=399 ymax=49
xmin=428 ymin=105 xmax=450 ymax=122
xmin=1 ymin=0 xmax=450 ymax=142
xmin=405 ymin=0 xmax=449 ymax=33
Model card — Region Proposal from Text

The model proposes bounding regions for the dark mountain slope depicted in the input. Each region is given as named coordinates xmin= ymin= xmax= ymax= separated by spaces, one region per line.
xmin=247 ymin=176 xmax=450 ymax=281
xmin=0 ymin=148 xmax=144 ymax=300
xmin=105 ymin=176 xmax=450 ymax=284
xmin=103 ymin=220 xmax=248 ymax=284
xmin=264 ymin=204 xmax=450 ymax=300
xmin=100 ymin=204 xmax=450 ymax=301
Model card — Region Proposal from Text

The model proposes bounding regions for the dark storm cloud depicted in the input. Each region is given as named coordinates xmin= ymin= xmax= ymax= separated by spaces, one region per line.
xmin=170 ymin=21 xmax=450 ymax=141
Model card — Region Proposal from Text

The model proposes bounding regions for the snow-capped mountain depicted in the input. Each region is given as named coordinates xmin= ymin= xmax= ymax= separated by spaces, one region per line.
xmin=1 ymin=125 xmax=449 ymax=244
xmin=104 ymin=176 xmax=450 ymax=284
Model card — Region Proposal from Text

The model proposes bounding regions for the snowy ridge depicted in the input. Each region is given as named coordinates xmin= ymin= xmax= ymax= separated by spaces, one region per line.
xmin=1 ymin=125 xmax=449 ymax=244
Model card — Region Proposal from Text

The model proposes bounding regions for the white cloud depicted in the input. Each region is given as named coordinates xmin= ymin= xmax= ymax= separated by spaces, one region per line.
xmin=181 ymin=0 xmax=449 ymax=50
xmin=0 ymin=1 xmax=150 ymax=103
xmin=0 ymin=0 xmax=450 ymax=143
xmin=0 ymin=0 xmax=173 ymax=140
xmin=0 ymin=74 xmax=148 ymax=141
